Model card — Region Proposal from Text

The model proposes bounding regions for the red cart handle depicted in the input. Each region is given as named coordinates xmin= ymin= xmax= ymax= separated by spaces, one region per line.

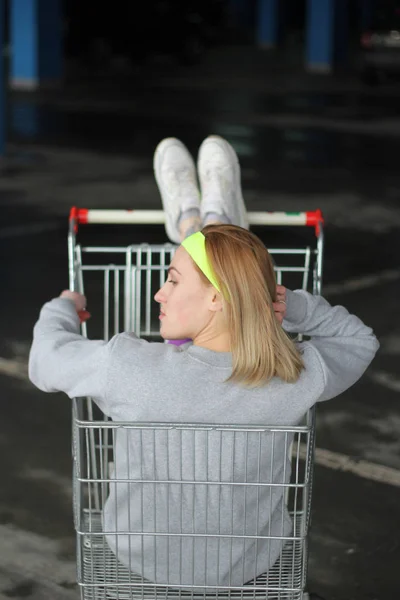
xmin=70 ymin=208 xmax=324 ymax=236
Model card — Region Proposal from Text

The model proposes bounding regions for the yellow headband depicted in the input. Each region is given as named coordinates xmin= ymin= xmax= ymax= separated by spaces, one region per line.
xmin=181 ymin=231 xmax=221 ymax=293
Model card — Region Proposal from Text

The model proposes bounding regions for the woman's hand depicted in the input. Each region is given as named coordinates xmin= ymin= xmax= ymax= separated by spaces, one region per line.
xmin=273 ymin=285 xmax=287 ymax=324
xmin=60 ymin=290 xmax=91 ymax=323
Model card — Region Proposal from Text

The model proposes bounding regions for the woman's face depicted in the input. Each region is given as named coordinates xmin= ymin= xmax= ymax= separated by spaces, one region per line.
xmin=154 ymin=246 xmax=217 ymax=340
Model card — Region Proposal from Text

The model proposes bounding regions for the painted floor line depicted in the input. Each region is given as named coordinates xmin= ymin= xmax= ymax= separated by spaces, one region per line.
xmin=368 ymin=370 xmax=400 ymax=393
xmin=0 ymin=221 xmax=62 ymax=239
xmin=300 ymin=444 xmax=400 ymax=488
xmin=0 ymin=357 xmax=28 ymax=380
xmin=323 ymin=268 xmax=400 ymax=297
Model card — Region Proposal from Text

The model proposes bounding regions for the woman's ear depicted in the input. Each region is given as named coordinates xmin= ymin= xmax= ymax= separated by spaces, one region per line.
xmin=209 ymin=292 xmax=224 ymax=313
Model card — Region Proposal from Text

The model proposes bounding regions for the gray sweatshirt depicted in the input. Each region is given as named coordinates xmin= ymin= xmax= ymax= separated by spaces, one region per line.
xmin=29 ymin=290 xmax=379 ymax=588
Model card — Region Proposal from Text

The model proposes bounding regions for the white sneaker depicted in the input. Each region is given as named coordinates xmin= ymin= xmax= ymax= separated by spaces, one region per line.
xmin=153 ymin=138 xmax=200 ymax=244
xmin=197 ymin=135 xmax=249 ymax=230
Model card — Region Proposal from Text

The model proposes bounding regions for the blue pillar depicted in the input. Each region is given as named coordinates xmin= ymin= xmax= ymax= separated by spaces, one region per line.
xmin=0 ymin=0 xmax=4 ymax=155
xmin=257 ymin=0 xmax=280 ymax=49
xmin=10 ymin=0 xmax=62 ymax=89
xmin=305 ymin=0 xmax=335 ymax=73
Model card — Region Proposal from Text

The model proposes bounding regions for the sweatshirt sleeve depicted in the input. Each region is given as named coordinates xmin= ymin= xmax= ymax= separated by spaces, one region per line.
xmin=283 ymin=289 xmax=379 ymax=402
xmin=29 ymin=297 xmax=116 ymax=413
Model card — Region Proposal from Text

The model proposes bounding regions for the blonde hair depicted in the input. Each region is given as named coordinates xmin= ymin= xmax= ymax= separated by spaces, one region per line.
xmin=196 ymin=224 xmax=304 ymax=387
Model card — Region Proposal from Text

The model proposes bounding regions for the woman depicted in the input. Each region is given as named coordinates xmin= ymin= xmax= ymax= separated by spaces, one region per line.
xmin=29 ymin=136 xmax=379 ymax=589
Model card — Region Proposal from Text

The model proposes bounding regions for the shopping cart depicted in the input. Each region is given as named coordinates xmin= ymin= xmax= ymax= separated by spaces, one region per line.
xmin=69 ymin=208 xmax=324 ymax=600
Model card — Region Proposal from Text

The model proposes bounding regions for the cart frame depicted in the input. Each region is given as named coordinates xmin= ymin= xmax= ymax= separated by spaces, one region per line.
xmin=68 ymin=208 xmax=324 ymax=600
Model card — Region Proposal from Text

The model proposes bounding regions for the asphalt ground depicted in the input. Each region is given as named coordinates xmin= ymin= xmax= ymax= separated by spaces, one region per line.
xmin=1 ymin=45 xmax=400 ymax=600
